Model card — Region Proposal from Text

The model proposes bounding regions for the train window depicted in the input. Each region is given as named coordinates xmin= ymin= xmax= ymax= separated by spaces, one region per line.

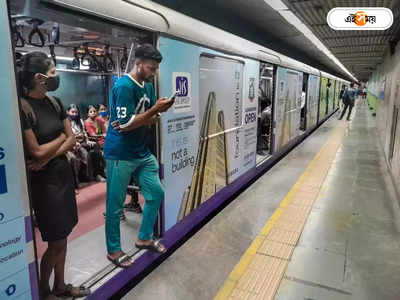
xmin=256 ymin=62 xmax=274 ymax=163
xmin=9 ymin=0 xmax=156 ymax=291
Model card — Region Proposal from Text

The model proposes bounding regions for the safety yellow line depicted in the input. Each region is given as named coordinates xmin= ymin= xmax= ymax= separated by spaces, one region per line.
xmin=214 ymin=121 xmax=346 ymax=300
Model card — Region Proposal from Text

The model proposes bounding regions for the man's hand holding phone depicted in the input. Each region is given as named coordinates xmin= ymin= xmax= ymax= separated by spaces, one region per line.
xmin=154 ymin=91 xmax=178 ymax=113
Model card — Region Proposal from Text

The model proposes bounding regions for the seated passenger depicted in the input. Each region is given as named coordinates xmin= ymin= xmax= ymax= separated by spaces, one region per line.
xmin=66 ymin=104 xmax=106 ymax=183
xmin=84 ymin=105 xmax=106 ymax=147
xmin=98 ymin=103 xmax=110 ymax=131
xmin=18 ymin=51 xmax=90 ymax=299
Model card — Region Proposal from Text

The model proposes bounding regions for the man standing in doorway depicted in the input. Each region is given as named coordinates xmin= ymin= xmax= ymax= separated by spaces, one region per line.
xmin=339 ymin=82 xmax=357 ymax=121
xmin=103 ymin=44 xmax=174 ymax=268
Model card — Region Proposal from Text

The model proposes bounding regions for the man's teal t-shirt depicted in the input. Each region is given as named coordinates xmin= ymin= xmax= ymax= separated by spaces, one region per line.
xmin=104 ymin=75 xmax=156 ymax=160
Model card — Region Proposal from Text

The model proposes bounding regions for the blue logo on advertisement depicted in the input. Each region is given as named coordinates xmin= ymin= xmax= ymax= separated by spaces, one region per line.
xmin=5 ymin=284 xmax=16 ymax=296
xmin=0 ymin=165 xmax=7 ymax=194
xmin=176 ymin=76 xmax=188 ymax=97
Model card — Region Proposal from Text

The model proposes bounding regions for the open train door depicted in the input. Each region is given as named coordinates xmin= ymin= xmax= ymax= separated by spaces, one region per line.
xmin=256 ymin=62 xmax=274 ymax=164
xmin=300 ymin=73 xmax=309 ymax=132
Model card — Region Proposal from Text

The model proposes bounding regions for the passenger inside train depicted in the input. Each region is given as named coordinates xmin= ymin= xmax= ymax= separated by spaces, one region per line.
xmin=18 ymin=51 xmax=91 ymax=299
xmin=84 ymin=105 xmax=107 ymax=148
xmin=66 ymin=104 xmax=106 ymax=187
xmin=103 ymin=43 xmax=173 ymax=267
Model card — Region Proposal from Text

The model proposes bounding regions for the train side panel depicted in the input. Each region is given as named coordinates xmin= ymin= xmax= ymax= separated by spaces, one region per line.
xmin=158 ymin=36 xmax=259 ymax=230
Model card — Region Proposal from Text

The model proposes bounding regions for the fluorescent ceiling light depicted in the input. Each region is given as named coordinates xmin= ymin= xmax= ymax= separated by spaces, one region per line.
xmin=263 ymin=0 xmax=358 ymax=81
xmin=265 ymin=0 xmax=288 ymax=10
xmin=52 ymin=56 xmax=74 ymax=61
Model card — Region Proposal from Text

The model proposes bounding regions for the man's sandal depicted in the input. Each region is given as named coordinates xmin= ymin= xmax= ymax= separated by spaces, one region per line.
xmin=135 ymin=240 xmax=166 ymax=253
xmin=107 ymin=253 xmax=135 ymax=268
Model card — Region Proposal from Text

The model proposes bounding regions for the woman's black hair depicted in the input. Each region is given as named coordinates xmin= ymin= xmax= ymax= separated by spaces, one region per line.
xmin=88 ymin=105 xmax=97 ymax=112
xmin=66 ymin=104 xmax=83 ymax=130
xmin=17 ymin=51 xmax=53 ymax=97
xmin=97 ymin=103 xmax=107 ymax=110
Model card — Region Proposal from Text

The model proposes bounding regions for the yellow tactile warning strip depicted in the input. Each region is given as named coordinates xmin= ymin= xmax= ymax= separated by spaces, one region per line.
xmin=214 ymin=121 xmax=347 ymax=300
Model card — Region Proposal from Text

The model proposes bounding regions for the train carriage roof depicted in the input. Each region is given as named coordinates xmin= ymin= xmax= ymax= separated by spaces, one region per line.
xmin=43 ymin=0 xmax=339 ymax=78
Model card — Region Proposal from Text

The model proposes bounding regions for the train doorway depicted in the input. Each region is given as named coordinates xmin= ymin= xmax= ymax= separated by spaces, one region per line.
xmin=300 ymin=73 xmax=309 ymax=132
xmin=9 ymin=0 xmax=159 ymax=290
xmin=256 ymin=62 xmax=274 ymax=164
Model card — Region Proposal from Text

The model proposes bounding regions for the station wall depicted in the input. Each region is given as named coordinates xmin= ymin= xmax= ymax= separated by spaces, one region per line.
xmin=368 ymin=43 xmax=400 ymax=189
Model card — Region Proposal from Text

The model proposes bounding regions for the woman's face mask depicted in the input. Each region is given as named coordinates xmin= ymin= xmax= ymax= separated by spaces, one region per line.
xmin=99 ymin=111 xmax=108 ymax=118
xmin=40 ymin=74 xmax=60 ymax=91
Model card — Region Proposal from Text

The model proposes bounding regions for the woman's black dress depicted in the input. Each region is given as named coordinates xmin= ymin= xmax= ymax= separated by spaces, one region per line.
xmin=22 ymin=96 xmax=78 ymax=242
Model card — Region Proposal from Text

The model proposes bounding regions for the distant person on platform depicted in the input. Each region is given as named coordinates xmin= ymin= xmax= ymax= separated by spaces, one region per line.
xmin=362 ymin=87 xmax=367 ymax=104
xmin=339 ymin=82 xmax=357 ymax=121
xmin=103 ymin=44 xmax=174 ymax=268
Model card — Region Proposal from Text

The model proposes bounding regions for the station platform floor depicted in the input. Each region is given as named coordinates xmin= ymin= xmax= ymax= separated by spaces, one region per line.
xmin=122 ymin=100 xmax=400 ymax=300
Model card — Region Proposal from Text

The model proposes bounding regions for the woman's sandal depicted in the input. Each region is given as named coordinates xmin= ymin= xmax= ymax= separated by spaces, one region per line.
xmin=53 ymin=284 xmax=91 ymax=298
xmin=135 ymin=240 xmax=167 ymax=253
xmin=107 ymin=253 xmax=135 ymax=268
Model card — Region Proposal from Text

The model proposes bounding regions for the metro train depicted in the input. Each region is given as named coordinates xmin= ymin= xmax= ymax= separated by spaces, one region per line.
xmin=1 ymin=0 xmax=350 ymax=299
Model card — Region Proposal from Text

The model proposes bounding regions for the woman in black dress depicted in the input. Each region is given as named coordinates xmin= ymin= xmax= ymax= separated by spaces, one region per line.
xmin=18 ymin=52 xmax=90 ymax=299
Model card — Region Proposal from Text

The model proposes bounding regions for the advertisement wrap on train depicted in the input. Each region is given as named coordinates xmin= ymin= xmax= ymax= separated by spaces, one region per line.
xmin=0 ymin=1 xmax=33 ymax=298
xmin=158 ymin=37 xmax=259 ymax=230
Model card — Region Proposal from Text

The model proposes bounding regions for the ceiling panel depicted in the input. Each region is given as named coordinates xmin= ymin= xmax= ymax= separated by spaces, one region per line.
xmin=286 ymin=0 xmax=400 ymax=81
xmin=154 ymin=0 xmax=400 ymax=81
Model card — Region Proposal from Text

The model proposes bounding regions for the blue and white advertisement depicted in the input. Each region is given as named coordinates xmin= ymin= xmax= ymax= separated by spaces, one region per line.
xmin=306 ymin=74 xmax=321 ymax=129
xmin=0 ymin=2 xmax=34 ymax=299
xmin=158 ymin=36 xmax=259 ymax=230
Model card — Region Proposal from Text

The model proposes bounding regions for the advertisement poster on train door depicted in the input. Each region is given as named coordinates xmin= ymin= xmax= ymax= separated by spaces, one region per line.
xmin=158 ymin=36 xmax=258 ymax=230
xmin=274 ymin=67 xmax=302 ymax=152
xmin=335 ymin=80 xmax=341 ymax=110
xmin=291 ymin=71 xmax=303 ymax=138
xmin=0 ymin=2 xmax=34 ymax=299
xmin=319 ymin=77 xmax=328 ymax=120
xmin=328 ymin=80 xmax=335 ymax=112
xmin=331 ymin=81 xmax=336 ymax=111
xmin=306 ymin=75 xmax=320 ymax=129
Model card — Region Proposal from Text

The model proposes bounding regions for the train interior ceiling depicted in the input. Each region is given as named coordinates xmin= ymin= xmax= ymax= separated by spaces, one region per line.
xmin=10 ymin=0 xmax=156 ymax=288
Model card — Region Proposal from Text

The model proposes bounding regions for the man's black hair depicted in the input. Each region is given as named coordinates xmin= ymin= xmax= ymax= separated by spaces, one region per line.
xmin=135 ymin=44 xmax=162 ymax=63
